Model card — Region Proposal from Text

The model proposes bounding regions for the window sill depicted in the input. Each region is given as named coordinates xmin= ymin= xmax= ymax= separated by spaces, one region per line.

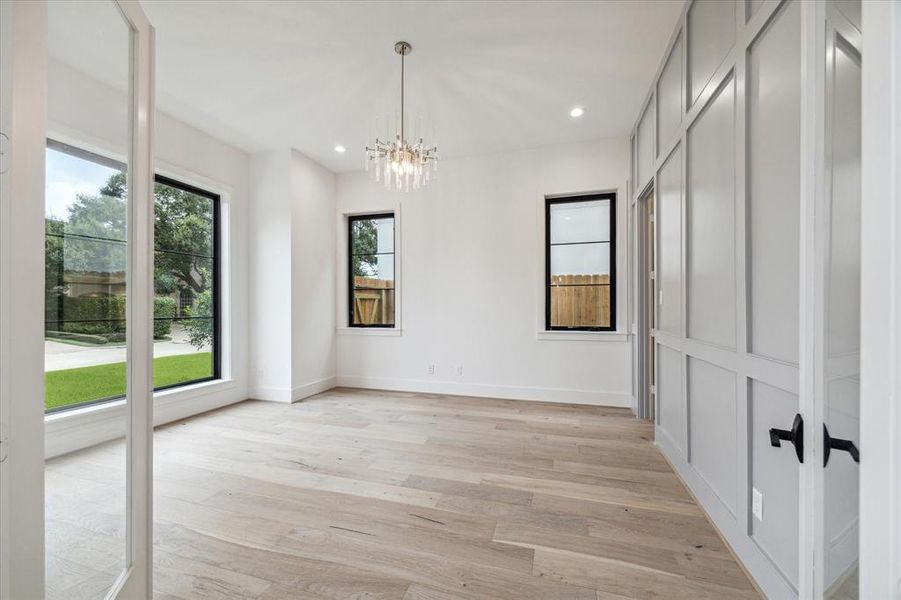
xmin=536 ymin=330 xmax=628 ymax=342
xmin=45 ymin=378 xmax=236 ymax=423
xmin=337 ymin=327 xmax=403 ymax=337
xmin=44 ymin=378 xmax=238 ymax=458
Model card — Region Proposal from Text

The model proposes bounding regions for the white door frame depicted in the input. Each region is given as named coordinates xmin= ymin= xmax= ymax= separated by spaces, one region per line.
xmin=860 ymin=1 xmax=901 ymax=598
xmin=0 ymin=2 xmax=48 ymax=598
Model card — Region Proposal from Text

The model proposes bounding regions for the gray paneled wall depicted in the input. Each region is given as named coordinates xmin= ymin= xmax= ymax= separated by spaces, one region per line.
xmin=630 ymin=1 xmax=804 ymax=597
xmin=656 ymin=147 xmax=681 ymax=335
xmin=748 ymin=0 xmax=801 ymax=365
xmin=686 ymin=75 xmax=736 ymax=350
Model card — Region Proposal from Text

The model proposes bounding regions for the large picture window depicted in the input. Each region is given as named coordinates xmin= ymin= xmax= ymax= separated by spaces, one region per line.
xmin=348 ymin=213 xmax=395 ymax=327
xmin=546 ymin=193 xmax=616 ymax=331
xmin=44 ymin=140 xmax=220 ymax=412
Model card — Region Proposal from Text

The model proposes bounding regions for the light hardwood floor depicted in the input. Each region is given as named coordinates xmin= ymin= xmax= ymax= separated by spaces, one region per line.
xmin=46 ymin=388 xmax=759 ymax=599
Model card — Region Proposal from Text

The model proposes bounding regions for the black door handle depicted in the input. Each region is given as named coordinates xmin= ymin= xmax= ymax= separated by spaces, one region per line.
xmin=770 ymin=413 xmax=804 ymax=463
xmin=823 ymin=424 xmax=860 ymax=466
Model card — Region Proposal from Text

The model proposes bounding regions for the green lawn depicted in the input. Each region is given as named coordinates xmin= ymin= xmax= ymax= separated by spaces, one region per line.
xmin=45 ymin=352 xmax=213 ymax=411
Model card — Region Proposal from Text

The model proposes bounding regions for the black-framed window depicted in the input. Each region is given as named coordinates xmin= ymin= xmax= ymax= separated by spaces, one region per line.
xmin=44 ymin=139 xmax=220 ymax=413
xmin=546 ymin=193 xmax=616 ymax=331
xmin=348 ymin=213 xmax=395 ymax=327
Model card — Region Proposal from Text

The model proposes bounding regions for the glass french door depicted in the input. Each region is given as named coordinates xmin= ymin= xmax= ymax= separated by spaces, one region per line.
xmin=0 ymin=1 xmax=154 ymax=598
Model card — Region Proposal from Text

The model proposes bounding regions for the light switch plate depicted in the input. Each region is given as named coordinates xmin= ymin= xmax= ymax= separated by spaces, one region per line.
xmin=752 ymin=487 xmax=763 ymax=521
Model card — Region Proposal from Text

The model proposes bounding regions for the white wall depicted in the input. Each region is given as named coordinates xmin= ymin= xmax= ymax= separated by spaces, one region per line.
xmin=248 ymin=150 xmax=292 ymax=398
xmin=248 ymin=149 xmax=337 ymax=402
xmin=335 ymin=139 xmax=632 ymax=406
xmin=290 ymin=150 xmax=337 ymax=397
xmin=43 ymin=59 xmax=252 ymax=456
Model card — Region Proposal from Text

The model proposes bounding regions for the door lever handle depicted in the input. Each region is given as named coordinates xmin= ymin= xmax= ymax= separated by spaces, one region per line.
xmin=769 ymin=413 xmax=804 ymax=463
xmin=823 ymin=424 xmax=860 ymax=466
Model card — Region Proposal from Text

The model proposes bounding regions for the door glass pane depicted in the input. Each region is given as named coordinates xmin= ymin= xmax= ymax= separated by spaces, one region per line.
xmin=44 ymin=2 xmax=131 ymax=599
xmin=824 ymin=33 xmax=861 ymax=600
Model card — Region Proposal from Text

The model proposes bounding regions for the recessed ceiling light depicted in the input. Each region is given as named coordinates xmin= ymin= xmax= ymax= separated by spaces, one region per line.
xmin=334 ymin=145 xmax=346 ymax=153
xmin=570 ymin=106 xmax=585 ymax=118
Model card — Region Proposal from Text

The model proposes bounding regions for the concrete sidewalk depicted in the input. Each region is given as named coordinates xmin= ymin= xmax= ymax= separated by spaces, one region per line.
xmin=45 ymin=324 xmax=211 ymax=372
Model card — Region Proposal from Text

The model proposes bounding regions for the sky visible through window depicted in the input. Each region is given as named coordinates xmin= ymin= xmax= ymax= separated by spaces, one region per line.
xmin=45 ymin=147 xmax=121 ymax=221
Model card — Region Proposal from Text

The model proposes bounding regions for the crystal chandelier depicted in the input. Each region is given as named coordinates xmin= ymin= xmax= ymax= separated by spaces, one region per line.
xmin=365 ymin=41 xmax=438 ymax=191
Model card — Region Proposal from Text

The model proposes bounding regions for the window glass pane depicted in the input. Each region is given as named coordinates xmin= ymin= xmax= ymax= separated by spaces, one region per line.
xmin=44 ymin=148 xmax=128 ymax=412
xmin=352 ymin=288 xmax=396 ymax=326
xmin=352 ymin=216 xmax=394 ymax=254
xmin=154 ymin=181 xmax=214 ymax=257
xmin=547 ymin=195 xmax=615 ymax=330
xmin=350 ymin=215 xmax=395 ymax=326
xmin=353 ymin=252 xmax=394 ymax=281
xmin=549 ymin=284 xmax=611 ymax=329
xmin=152 ymin=182 xmax=216 ymax=387
xmin=155 ymin=318 xmax=214 ymax=388
xmin=550 ymin=242 xmax=610 ymax=277
xmin=550 ymin=199 xmax=610 ymax=244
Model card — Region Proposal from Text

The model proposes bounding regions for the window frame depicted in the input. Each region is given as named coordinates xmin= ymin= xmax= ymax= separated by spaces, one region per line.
xmin=347 ymin=212 xmax=396 ymax=328
xmin=545 ymin=192 xmax=617 ymax=332
xmin=152 ymin=173 xmax=222 ymax=392
xmin=43 ymin=139 xmax=222 ymax=413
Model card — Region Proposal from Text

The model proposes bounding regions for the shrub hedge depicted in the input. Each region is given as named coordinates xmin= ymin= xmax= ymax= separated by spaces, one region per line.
xmin=46 ymin=294 xmax=177 ymax=341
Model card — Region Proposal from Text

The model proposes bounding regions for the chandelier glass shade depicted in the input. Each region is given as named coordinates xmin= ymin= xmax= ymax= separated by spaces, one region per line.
xmin=365 ymin=41 xmax=437 ymax=191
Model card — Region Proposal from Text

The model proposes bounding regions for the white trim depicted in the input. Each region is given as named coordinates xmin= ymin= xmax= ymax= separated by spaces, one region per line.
xmin=337 ymin=375 xmax=631 ymax=407
xmin=535 ymin=331 xmax=628 ymax=342
xmin=249 ymin=376 xmax=337 ymax=404
xmin=116 ymin=2 xmax=155 ymax=597
xmin=534 ymin=186 xmax=628 ymax=337
xmin=0 ymin=3 xmax=47 ymax=598
xmin=337 ymin=327 xmax=402 ymax=337
xmin=860 ymin=1 xmax=901 ymax=597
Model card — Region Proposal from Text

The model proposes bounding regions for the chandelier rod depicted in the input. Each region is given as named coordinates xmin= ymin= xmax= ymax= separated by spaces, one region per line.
xmin=400 ymin=49 xmax=404 ymax=143
xmin=394 ymin=41 xmax=412 ymax=145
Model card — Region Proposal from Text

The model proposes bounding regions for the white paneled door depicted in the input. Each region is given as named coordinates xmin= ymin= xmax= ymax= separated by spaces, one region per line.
xmin=0 ymin=1 xmax=155 ymax=599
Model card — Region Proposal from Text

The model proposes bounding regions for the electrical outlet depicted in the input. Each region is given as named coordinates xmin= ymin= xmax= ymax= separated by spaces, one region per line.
xmin=427 ymin=364 xmax=436 ymax=375
xmin=456 ymin=365 xmax=463 ymax=376
xmin=752 ymin=487 xmax=763 ymax=521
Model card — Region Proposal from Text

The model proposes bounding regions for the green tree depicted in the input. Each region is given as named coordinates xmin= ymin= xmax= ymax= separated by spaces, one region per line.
xmin=94 ymin=172 xmax=213 ymax=295
xmin=351 ymin=219 xmax=378 ymax=277
xmin=183 ymin=290 xmax=213 ymax=349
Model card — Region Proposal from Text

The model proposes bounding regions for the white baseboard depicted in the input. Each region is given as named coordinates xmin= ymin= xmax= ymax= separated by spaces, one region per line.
xmin=335 ymin=375 xmax=631 ymax=407
xmin=250 ymin=376 xmax=338 ymax=403
xmin=292 ymin=376 xmax=337 ymax=402
xmin=248 ymin=384 xmax=293 ymax=403
xmin=654 ymin=426 xmax=796 ymax=599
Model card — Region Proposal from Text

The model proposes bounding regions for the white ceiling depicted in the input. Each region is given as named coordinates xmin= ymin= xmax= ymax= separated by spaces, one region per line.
xmin=135 ymin=1 xmax=683 ymax=173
